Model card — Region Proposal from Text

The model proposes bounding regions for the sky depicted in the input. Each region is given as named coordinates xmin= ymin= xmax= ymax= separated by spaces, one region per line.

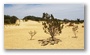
xmin=4 ymin=4 xmax=84 ymax=20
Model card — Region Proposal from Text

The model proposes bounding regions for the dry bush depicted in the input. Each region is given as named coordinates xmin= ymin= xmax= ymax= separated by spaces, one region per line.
xmin=65 ymin=22 xmax=74 ymax=28
xmin=72 ymin=25 xmax=78 ymax=38
xmin=28 ymin=31 xmax=37 ymax=40
xmin=67 ymin=22 xmax=74 ymax=27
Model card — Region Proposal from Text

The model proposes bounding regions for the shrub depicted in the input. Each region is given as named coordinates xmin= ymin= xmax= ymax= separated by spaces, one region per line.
xmin=72 ymin=25 xmax=78 ymax=38
xmin=38 ymin=13 xmax=63 ymax=46
xmin=28 ymin=31 xmax=37 ymax=40
xmin=4 ymin=15 xmax=18 ymax=24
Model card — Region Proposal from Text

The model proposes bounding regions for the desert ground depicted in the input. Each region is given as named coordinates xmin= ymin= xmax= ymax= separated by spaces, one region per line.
xmin=4 ymin=20 xmax=84 ymax=49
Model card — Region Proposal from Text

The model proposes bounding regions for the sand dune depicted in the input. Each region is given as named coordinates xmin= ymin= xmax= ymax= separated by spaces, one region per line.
xmin=4 ymin=20 xmax=84 ymax=49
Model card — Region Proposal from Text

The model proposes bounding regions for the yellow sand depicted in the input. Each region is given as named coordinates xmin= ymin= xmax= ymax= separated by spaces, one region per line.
xmin=4 ymin=20 xmax=84 ymax=49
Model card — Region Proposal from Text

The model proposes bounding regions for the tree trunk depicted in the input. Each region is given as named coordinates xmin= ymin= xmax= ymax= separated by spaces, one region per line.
xmin=73 ymin=31 xmax=77 ymax=38
xmin=30 ymin=35 xmax=33 ymax=40
xmin=51 ymin=36 xmax=54 ymax=41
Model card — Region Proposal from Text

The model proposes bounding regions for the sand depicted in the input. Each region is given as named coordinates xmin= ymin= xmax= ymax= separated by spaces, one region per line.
xmin=4 ymin=20 xmax=84 ymax=49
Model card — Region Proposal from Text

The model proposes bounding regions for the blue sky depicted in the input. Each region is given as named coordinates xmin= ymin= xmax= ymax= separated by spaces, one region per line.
xmin=4 ymin=4 xmax=84 ymax=20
